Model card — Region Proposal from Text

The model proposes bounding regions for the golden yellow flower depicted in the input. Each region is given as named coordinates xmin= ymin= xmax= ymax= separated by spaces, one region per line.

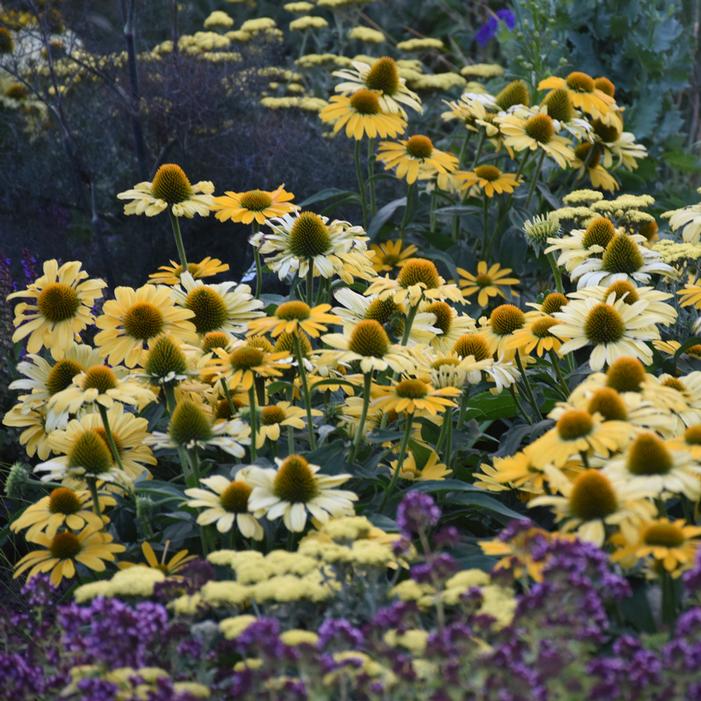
xmin=212 ymin=184 xmax=298 ymax=225
xmin=320 ymin=89 xmax=406 ymax=140
xmin=678 ymin=275 xmax=701 ymax=310
xmin=203 ymin=341 xmax=291 ymax=391
xmin=611 ymin=518 xmax=701 ymax=577
xmin=506 ymin=315 xmax=562 ymax=357
xmin=538 ymin=72 xmax=619 ymax=126
xmin=392 ymin=448 xmax=451 ymax=480
xmin=247 ymin=301 xmax=340 ymax=338
xmin=458 ymin=261 xmax=519 ymax=307
xmin=148 ymin=257 xmax=230 ymax=285
xmin=118 ymin=540 xmax=196 ymax=575
xmin=457 ymin=165 xmax=521 ymax=197
xmin=377 ymin=134 xmax=458 ymax=184
xmin=255 ymin=401 xmax=319 ymax=448
xmin=8 ymin=260 xmax=106 ymax=358
xmin=14 ymin=525 xmax=125 ymax=586
xmin=369 ymin=239 xmax=418 ymax=273
xmin=10 ymin=487 xmax=114 ymax=539
xmin=372 ymin=377 xmax=460 ymax=416
xmin=95 ymin=285 xmax=197 ymax=367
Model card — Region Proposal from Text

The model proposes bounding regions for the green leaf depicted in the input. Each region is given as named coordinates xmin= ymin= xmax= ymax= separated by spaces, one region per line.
xmin=368 ymin=196 xmax=407 ymax=237
xmin=464 ymin=391 xmax=518 ymax=420
xmin=299 ymin=188 xmax=356 ymax=207
xmin=449 ymin=491 xmax=526 ymax=522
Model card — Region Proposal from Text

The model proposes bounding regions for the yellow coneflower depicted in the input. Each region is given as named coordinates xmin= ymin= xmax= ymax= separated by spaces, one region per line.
xmin=507 ymin=315 xmax=562 ymax=357
xmin=117 ymin=163 xmax=214 ymax=218
xmin=369 ymin=239 xmax=418 ymax=272
xmin=203 ymin=341 xmax=291 ymax=391
xmin=244 ymin=454 xmax=357 ymax=532
xmin=320 ymin=89 xmax=407 ymax=140
xmin=10 ymin=487 xmax=114 ymax=539
xmin=612 ymin=518 xmax=701 ymax=577
xmin=457 ymin=261 xmax=519 ymax=307
xmin=529 ymin=467 xmax=654 ymax=546
xmin=118 ymin=540 xmax=196 ymax=575
xmin=457 ymin=165 xmax=521 ymax=197
xmin=538 ymin=72 xmax=619 ymax=126
xmin=377 ymin=134 xmax=458 ymax=184
xmin=572 ymin=142 xmax=619 ymax=192
xmin=496 ymin=110 xmax=574 ymax=168
xmin=14 ymin=525 xmax=125 ymax=586
xmin=8 ymin=260 xmax=106 ymax=358
xmin=212 ymin=184 xmax=298 ymax=225
xmin=332 ymin=56 xmax=422 ymax=115
xmin=148 ymin=257 xmax=230 ymax=285
xmin=526 ymin=408 xmax=631 ymax=467
xmin=255 ymin=402 xmax=319 ymax=449
xmin=247 ymin=300 xmax=341 ymax=338
xmin=95 ymin=284 xmax=197 ymax=367
xmin=185 ymin=474 xmax=264 ymax=539
xmin=372 ymin=377 xmax=460 ymax=416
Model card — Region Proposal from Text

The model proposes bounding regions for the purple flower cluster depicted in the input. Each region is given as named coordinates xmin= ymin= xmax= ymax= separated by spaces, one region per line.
xmin=396 ymin=490 xmax=441 ymax=536
xmin=59 ymin=597 xmax=170 ymax=669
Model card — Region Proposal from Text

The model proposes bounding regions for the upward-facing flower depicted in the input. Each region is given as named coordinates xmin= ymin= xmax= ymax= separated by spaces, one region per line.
xmin=319 ymin=319 xmax=416 ymax=374
xmin=377 ymin=135 xmax=458 ymax=184
xmin=245 ymin=454 xmax=357 ymax=532
xmin=185 ymin=474 xmax=263 ymax=539
xmin=95 ymin=285 xmax=197 ymax=367
xmin=456 ymin=165 xmax=521 ymax=198
xmin=171 ymin=273 xmax=264 ymax=336
xmin=497 ymin=109 xmax=575 ymax=168
xmin=48 ymin=363 xmax=156 ymax=416
xmin=247 ymin=300 xmax=340 ymax=338
xmin=369 ymin=240 xmax=418 ymax=273
xmin=14 ymin=525 xmax=125 ymax=586
xmin=551 ymin=292 xmax=660 ymax=370
xmin=365 ymin=258 xmax=464 ymax=307
xmin=372 ymin=377 xmax=460 ymax=416
xmin=332 ymin=56 xmax=422 ymax=115
xmin=117 ymin=163 xmax=214 ymax=218
xmin=529 ymin=467 xmax=654 ymax=546
xmin=212 ymin=184 xmax=298 ymax=225
xmin=148 ymin=257 xmax=230 ymax=286
xmin=8 ymin=260 xmax=106 ymax=358
xmin=538 ymin=72 xmax=619 ymax=127
xmin=202 ymin=340 xmax=291 ymax=391
xmin=458 ymin=261 xmax=519 ymax=307
xmin=253 ymin=211 xmax=376 ymax=283
xmin=320 ymin=88 xmax=407 ymax=140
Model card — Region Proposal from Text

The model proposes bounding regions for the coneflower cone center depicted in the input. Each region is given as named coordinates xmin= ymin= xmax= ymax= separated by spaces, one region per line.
xmin=50 ymin=532 xmax=82 ymax=559
xmin=37 ymin=283 xmax=80 ymax=322
xmin=220 ymin=481 xmax=252 ymax=513
xmin=82 ymin=365 xmax=118 ymax=393
xmin=606 ymin=357 xmax=645 ymax=393
xmin=47 ymin=359 xmax=83 ymax=395
xmin=289 ymin=212 xmax=331 ymax=258
xmin=587 ymin=388 xmax=627 ymax=421
xmin=627 ymin=433 xmax=673 ymax=476
xmin=123 ymin=302 xmax=164 ymax=340
xmin=453 ymin=334 xmax=490 ymax=361
xmin=240 ymin=190 xmax=273 ymax=211
xmin=556 ymin=409 xmax=594 ymax=440
xmin=49 ymin=487 xmax=82 ymax=514
xmin=524 ymin=114 xmax=554 ymax=144
xmin=169 ymin=400 xmax=212 ymax=444
xmin=261 ymin=405 xmax=286 ymax=425
xmin=424 ymin=301 xmax=452 ymax=334
xmin=348 ymin=319 xmax=390 ymax=357
xmin=569 ymin=470 xmax=618 ymax=520
xmin=68 ymin=430 xmax=113 ymax=475
xmin=151 ymin=164 xmax=193 ymax=204
xmin=490 ymin=304 xmax=525 ymax=336
xmin=584 ymin=304 xmax=624 ymax=344
xmin=474 ymin=165 xmax=501 ymax=182
xmin=398 ymin=258 xmax=440 ymax=288
xmin=273 ymin=455 xmax=319 ymax=503
xmin=602 ymin=235 xmax=644 ymax=274
xmin=146 ymin=336 xmax=188 ymax=377
xmin=541 ymin=292 xmax=567 ymax=315
xmin=350 ymin=89 xmax=381 ymax=115
xmin=643 ymin=523 xmax=685 ymax=548
xmin=186 ymin=287 xmax=228 ymax=333
xmin=582 ymin=217 xmax=615 ymax=249
xmin=365 ymin=57 xmax=400 ymax=95
xmin=566 ymin=71 xmax=595 ymax=93
xmin=396 ymin=378 xmax=428 ymax=399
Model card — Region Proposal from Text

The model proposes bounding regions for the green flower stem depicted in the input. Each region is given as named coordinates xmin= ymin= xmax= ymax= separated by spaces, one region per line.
xmin=354 ymin=139 xmax=369 ymax=229
xmin=546 ymin=252 xmax=564 ymax=294
xmin=367 ymin=138 xmax=377 ymax=219
xmin=429 ymin=189 xmax=438 ymax=234
xmin=178 ymin=446 xmax=195 ymax=487
xmin=508 ymin=385 xmax=529 ymax=422
xmin=163 ymin=383 xmax=176 ymax=413
xmin=188 ymin=446 xmax=201 ymax=484
xmin=251 ymin=221 xmax=262 ymax=298
xmin=442 ymin=407 xmax=454 ymax=467
xmin=248 ymin=385 xmax=258 ymax=461
xmin=471 ymin=129 xmax=486 ymax=167
xmin=524 ymin=150 xmax=546 ymax=211
xmin=293 ymin=334 xmax=317 ymax=449
xmin=168 ymin=210 xmax=188 ymax=270
xmin=458 ymin=130 xmax=472 ymax=166
xmin=515 ymin=353 xmax=541 ymax=422
xmin=97 ymin=404 xmax=126 ymax=473
xmin=221 ymin=379 xmax=236 ymax=417
xmin=661 ymin=570 xmax=680 ymax=625
xmin=401 ymin=303 xmax=419 ymax=345
xmin=548 ymin=349 xmax=570 ymax=397
xmin=350 ymin=371 xmax=373 ymax=461
xmin=306 ymin=265 xmax=315 ymax=306
xmin=481 ymin=197 xmax=490 ymax=258
xmin=381 ymin=412 xmax=413 ymax=510
xmin=399 ymin=181 xmax=416 ymax=241
xmin=87 ymin=477 xmax=102 ymax=518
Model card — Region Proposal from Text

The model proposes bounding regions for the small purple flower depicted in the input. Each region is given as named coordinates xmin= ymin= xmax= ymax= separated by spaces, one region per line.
xmin=396 ymin=491 xmax=441 ymax=537
xmin=475 ymin=8 xmax=516 ymax=46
